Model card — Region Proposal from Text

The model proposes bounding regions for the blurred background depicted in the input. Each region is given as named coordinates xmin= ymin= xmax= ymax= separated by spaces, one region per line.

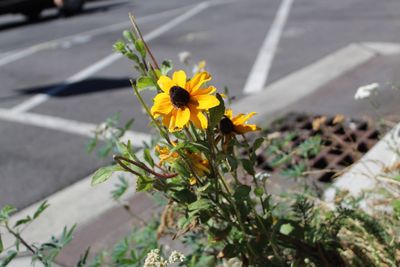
xmin=1 ymin=0 xmax=400 ymax=210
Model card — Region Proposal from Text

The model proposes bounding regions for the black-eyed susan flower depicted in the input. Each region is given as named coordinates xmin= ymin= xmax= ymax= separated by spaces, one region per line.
xmin=220 ymin=109 xmax=259 ymax=135
xmin=151 ymin=70 xmax=220 ymax=132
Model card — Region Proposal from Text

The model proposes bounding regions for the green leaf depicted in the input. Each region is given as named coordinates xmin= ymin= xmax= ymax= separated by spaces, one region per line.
xmin=0 ymin=250 xmax=17 ymax=267
xmin=91 ymin=165 xmax=122 ymax=185
xmin=33 ymin=201 xmax=50 ymax=219
xmin=188 ymin=199 xmax=212 ymax=212
xmin=0 ymin=205 xmax=17 ymax=222
xmin=113 ymin=41 xmax=126 ymax=54
xmin=160 ymin=60 xmax=173 ymax=75
xmin=208 ymin=93 xmax=225 ymax=129
xmin=241 ymin=159 xmax=255 ymax=176
xmin=254 ymin=187 xmax=264 ymax=197
xmin=172 ymin=189 xmax=196 ymax=204
xmin=0 ymin=234 xmax=3 ymax=254
xmin=392 ymin=199 xmax=400 ymax=215
xmin=136 ymin=76 xmax=156 ymax=91
xmin=281 ymin=162 xmax=306 ymax=178
xmin=253 ymin=137 xmax=264 ymax=151
xmin=134 ymin=39 xmax=146 ymax=58
xmin=111 ymin=176 xmax=129 ymax=200
xmin=136 ymin=175 xmax=154 ymax=192
xmin=234 ymin=185 xmax=251 ymax=200
xmin=280 ymin=223 xmax=294 ymax=235
xmin=14 ymin=216 xmax=32 ymax=227
xmin=143 ymin=148 xmax=155 ymax=168
xmin=123 ymin=30 xmax=136 ymax=43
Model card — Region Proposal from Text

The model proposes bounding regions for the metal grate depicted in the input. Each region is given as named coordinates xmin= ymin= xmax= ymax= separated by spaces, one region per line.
xmin=256 ymin=113 xmax=381 ymax=183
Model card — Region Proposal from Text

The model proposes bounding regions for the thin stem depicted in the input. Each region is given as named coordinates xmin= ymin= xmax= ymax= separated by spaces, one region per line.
xmin=129 ymin=13 xmax=160 ymax=70
xmin=114 ymin=155 xmax=178 ymax=179
xmin=5 ymin=223 xmax=45 ymax=263
xmin=130 ymin=80 xmax=171 ymax=145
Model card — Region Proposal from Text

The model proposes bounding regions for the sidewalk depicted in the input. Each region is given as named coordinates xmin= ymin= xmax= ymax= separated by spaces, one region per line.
xmin=4 ymin=42 xmax=400 ymax=266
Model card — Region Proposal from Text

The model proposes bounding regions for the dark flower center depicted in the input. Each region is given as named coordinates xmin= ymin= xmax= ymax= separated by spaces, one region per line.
xmin=169 ymin=86 xmax=190 ymax=108
xmin=220 ymin=116 xmax=234 ymax=134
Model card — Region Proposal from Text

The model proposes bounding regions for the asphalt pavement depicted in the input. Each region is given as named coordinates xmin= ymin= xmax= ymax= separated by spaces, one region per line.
xmin=1 ymin=0 xmax=400 ymax=209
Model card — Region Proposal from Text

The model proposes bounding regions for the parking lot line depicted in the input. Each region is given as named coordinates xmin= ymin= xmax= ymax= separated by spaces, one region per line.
xmin=0 ymin=4 xmax=194 ymax=67
xmin=243 ymin=0 xmax=294 ymax=94
xmin=0 ymin=108 xmax=151 ymax=146
xmin=9 ymin=1 xmax=211 ymax=113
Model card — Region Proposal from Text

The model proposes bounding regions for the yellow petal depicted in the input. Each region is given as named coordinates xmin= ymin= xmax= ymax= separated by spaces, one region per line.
xmin=234 ymin=124 xmax=259 ymax=134
xmin=151 ymin=93 xmax=173 ymax=115
xmin=192 ymin=86 xmax=216 ymax=96
xmin=172 ymin=70 xmax=187 ymax=88
xmin=187 ymin=72 xmax=211 ymax=93
xmin=193 ymin=95 xmax=220 ymax=110
xmin=162 ymin=112 xmax=172 ymax=128
xmin=189 ymin=104 xmax=208 ymax=129
xmin=157 ymin=76 xmax=174 ymax=93
xmin=174 ymin=107 xmax=190 ymax=129
xmin=225 ymin=109 xmax=233 ymax=119
xmin=232 ymin=112 xmax=257 ymax=125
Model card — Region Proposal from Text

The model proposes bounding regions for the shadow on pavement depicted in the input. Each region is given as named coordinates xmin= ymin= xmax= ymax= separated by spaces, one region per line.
xmin=0 ymin=1 xmax=129 ymax=32
xmin=15 ymin=77 xmax=132 ymax=97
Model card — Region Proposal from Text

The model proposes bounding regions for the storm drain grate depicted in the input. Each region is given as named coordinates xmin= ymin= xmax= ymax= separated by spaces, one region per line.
xmin=256 ymin=113 xmax=382 ymax=183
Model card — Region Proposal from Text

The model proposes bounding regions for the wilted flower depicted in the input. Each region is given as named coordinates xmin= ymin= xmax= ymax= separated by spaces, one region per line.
xmin=151 ymin=70 xmax=219 ymax=131
xmin=354 ymin=83 xmax=379 ymax=100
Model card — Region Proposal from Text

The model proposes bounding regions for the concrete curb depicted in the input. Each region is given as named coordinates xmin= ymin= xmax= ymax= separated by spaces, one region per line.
xmin=324 ymin=123 xmax=400 ymax=203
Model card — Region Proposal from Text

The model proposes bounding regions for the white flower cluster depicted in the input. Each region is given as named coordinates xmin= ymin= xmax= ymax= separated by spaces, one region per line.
xmin=168 ymin=250 xmax=186 ymax=264
xmin=143 ymin=249 xmax=168 ymax=267
xmin=354 ymin=83 xmax=380 ymax=100
xmin=143 ymin=249 xmax=185 ymax=267
xmin=218 ymin=257 xmax=243 ymax=267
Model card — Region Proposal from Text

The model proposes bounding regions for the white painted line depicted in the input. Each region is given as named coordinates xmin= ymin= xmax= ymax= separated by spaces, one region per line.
xmin=0 ymin=108 xmax=151 ymax=146
xmin=10 ymin=1 xmax=211 ymax=113
xmin=234 ymin=43 xmax=377 ymax=122
xmin=362 ymin=42 xmax=400 ymax=55
xmin=243 ymin=0 xmax=294 ymax=94
xmin=0 ymin=4 xmax=193 ymax=67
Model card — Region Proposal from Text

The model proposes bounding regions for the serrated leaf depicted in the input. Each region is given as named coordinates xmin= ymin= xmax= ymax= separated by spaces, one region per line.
xmin=91 ymin=165 xmax=121 ymax=185
xmin=208 ymin=93 xmax=225 ymax=129
xmin=136 ymin=76 xmax=156 ymax=91
xmin=280 ymin=223 xmax=294 ymax=235
xmin=134 ymin=39 xmax=146 ymax=58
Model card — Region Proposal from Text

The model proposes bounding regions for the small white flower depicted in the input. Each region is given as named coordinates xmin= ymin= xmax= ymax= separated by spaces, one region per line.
xmin=354 ymin=83 xmax=380 ymax=100
xmin=178 ymin=51 xmax=191 ymax=65
xmin=144 ymin=249 xmax=168 ymax=267
xmin=168 ymin=250 xmax=185 ymax=263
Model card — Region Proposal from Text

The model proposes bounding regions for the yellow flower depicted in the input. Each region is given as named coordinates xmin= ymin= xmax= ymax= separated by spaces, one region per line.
xmin=220 ymin=109 xmax=259 ymax=135
xmin=155 ymin=145 xmax=179 ymax=165
xmin=155 ymin=145 xmax=209 ymax=178
xmin=187 ymin=151 xmax=210 ymax=177
xmin=151 ymin=70 xmax=220 ymax=132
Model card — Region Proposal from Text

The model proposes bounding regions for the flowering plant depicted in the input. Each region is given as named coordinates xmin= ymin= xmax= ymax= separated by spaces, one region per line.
xmin=89 ymin=16 xmax=400 ymax=267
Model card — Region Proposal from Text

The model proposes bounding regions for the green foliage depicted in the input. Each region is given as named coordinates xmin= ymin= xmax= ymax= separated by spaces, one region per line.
xmin=91 ymin=165 xmax=123 ymax=185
